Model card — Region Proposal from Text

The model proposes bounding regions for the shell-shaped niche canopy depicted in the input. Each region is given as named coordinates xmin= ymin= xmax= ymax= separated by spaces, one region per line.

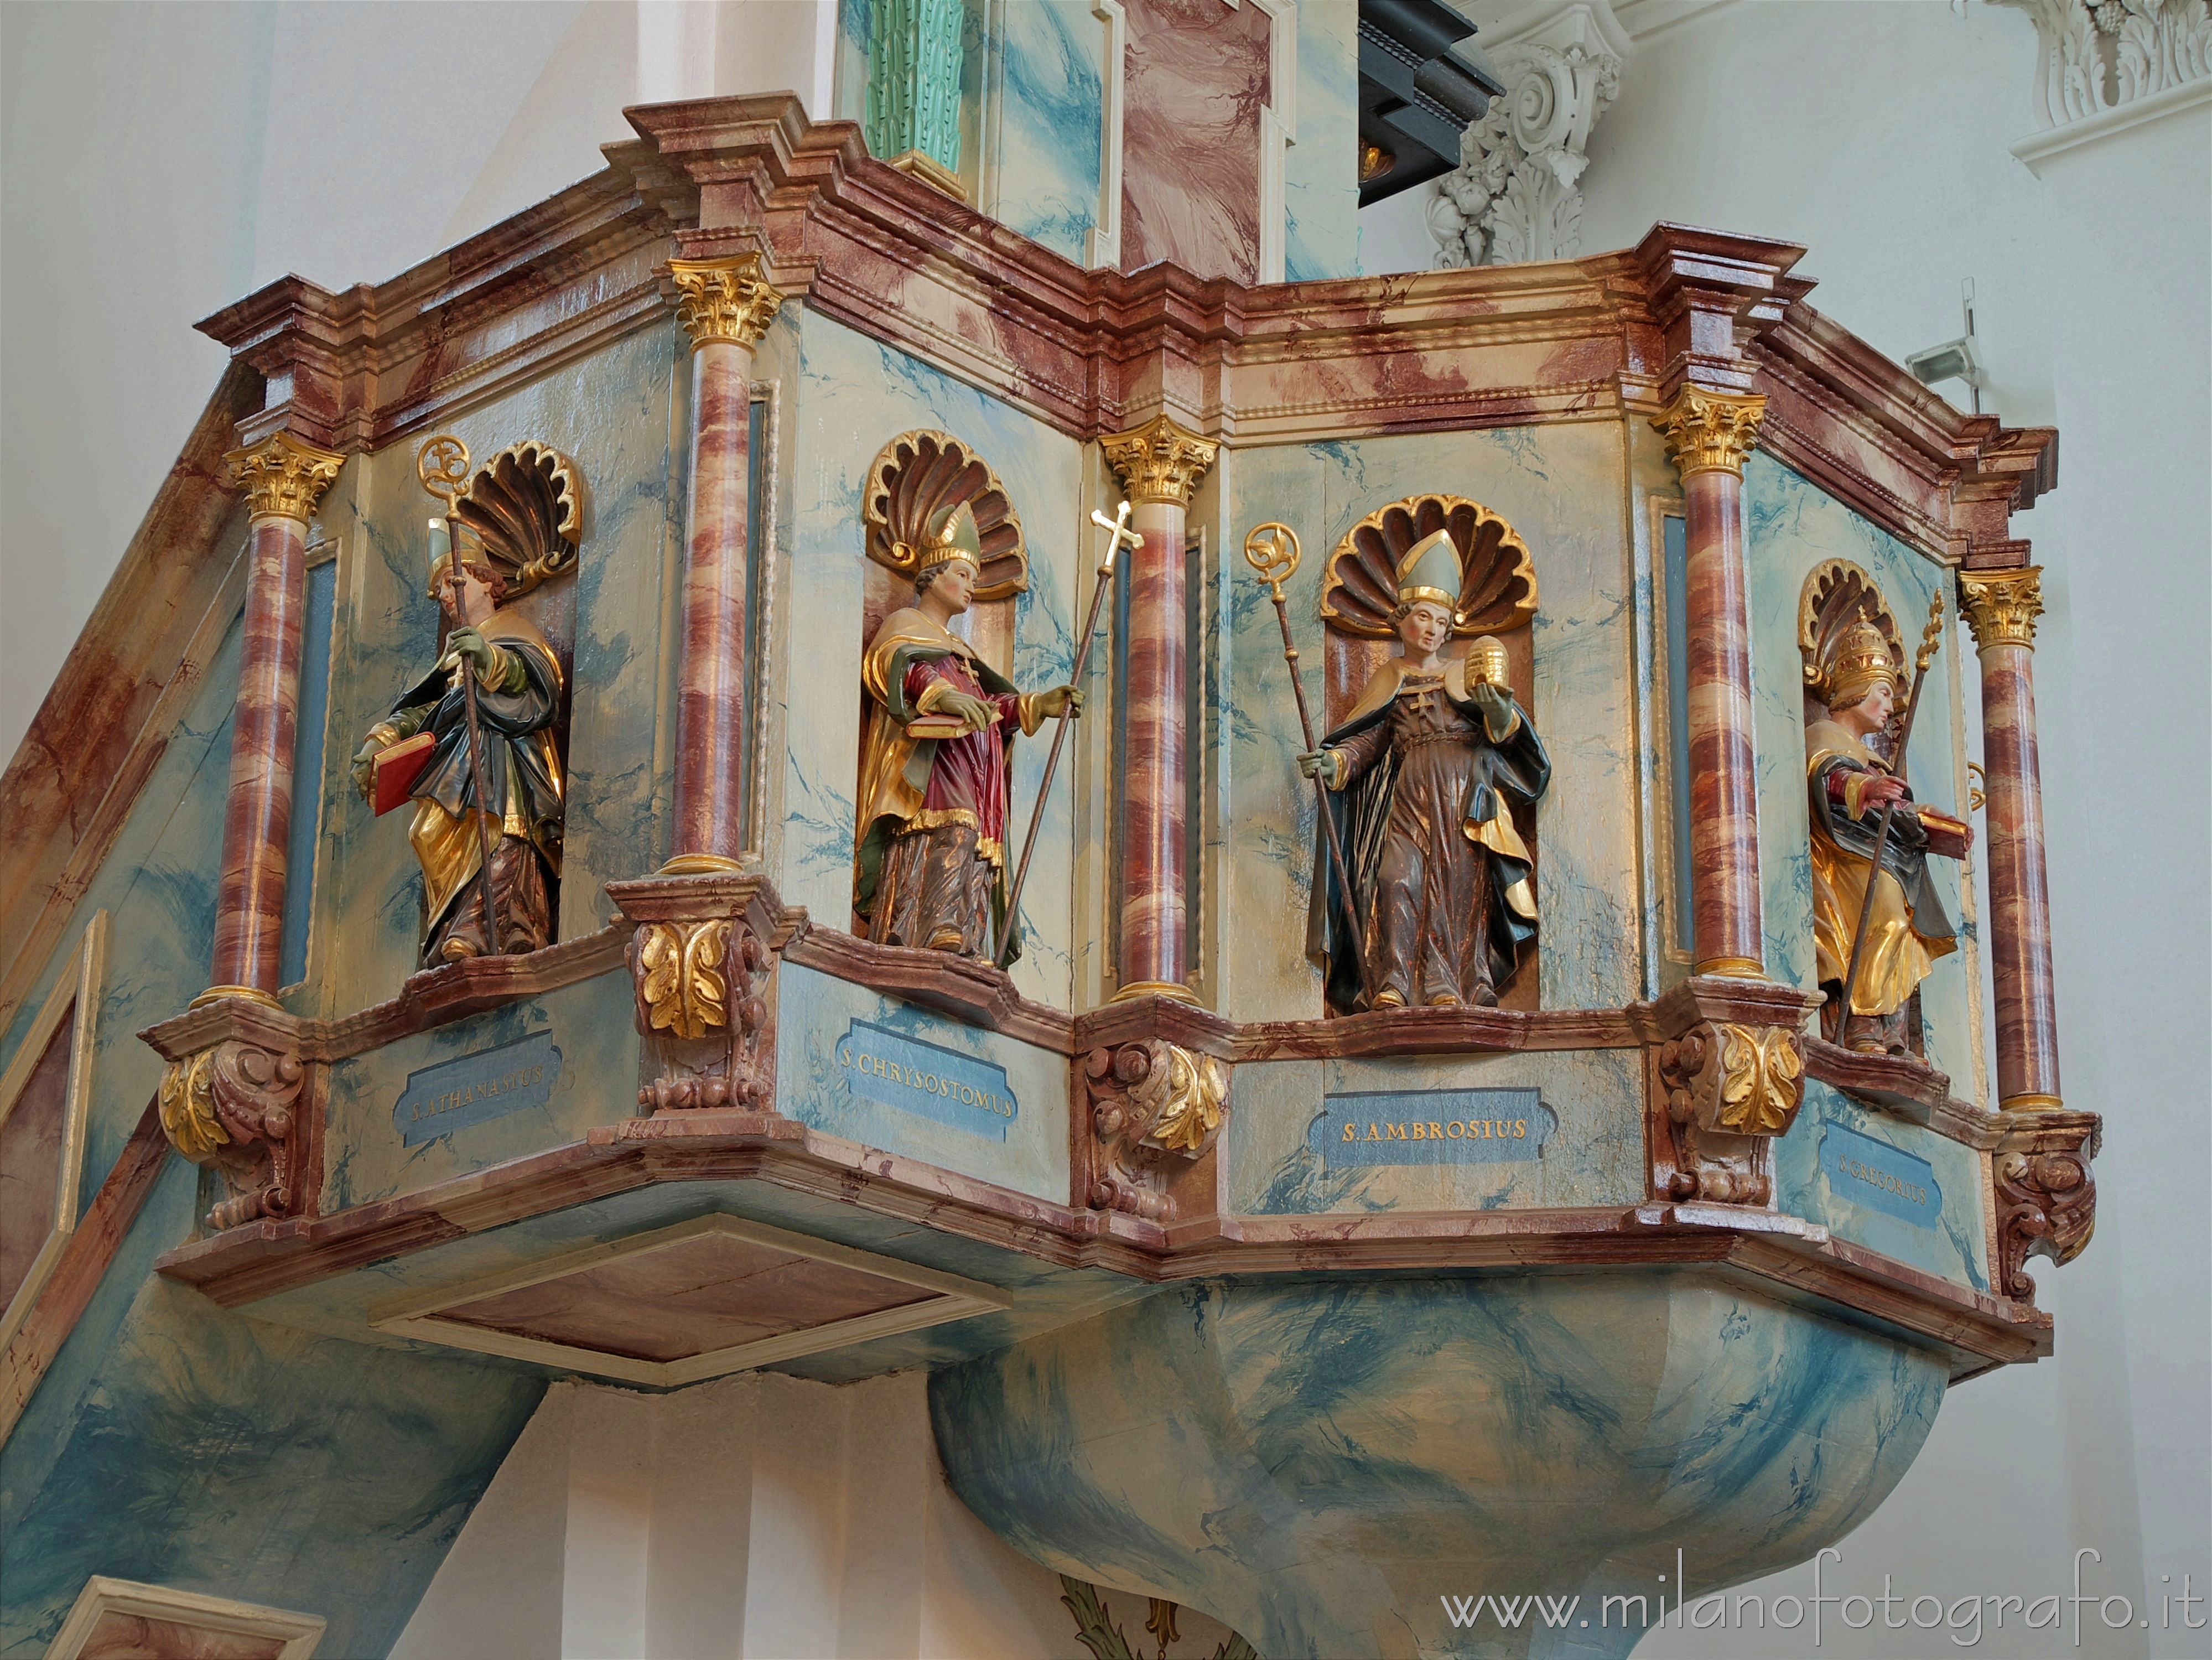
xmin=1320 ymin=494 xmax=1538 ymax=639
xmin=1798 ymin=559 xmax=1906 ymax=691
xmin=863 ymin=430 xmax=1029 ymax=602
xmin=450 ymin=442 xmax=585 ymax=598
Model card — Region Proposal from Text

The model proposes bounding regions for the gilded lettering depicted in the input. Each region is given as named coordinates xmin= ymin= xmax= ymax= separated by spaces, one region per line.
xmin=1514 ymin=1119 xmax=1526 ymax=1137
xmin=1446 ymin=1120 xmax=1465 ymax=1138
xmin=1386 ymin=1123 xmax=1408 ymax=1140
xmin=1410 ymin=1122 xmax=1426 ymax=1140
xmin=1343 ymin=1123 xmax=1358 ymax=1142
xmin=1427 ymin=1122 xmax=1445 ymax=1140
xmin=1365 ymin=1124 xmax=1382 ymax=1142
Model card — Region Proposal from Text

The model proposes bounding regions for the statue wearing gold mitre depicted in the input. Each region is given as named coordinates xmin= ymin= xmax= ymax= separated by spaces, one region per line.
xmin=1805 ymin=615 xmax=1957 ymax=1054
xmin=854 ymin=502 xmax=1081 ymax=962
xmin=1298 ymin=528 xmax=1551 ymax=1013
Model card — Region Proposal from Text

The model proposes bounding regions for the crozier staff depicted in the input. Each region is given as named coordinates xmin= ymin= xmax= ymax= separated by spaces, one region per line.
xmin=1299 ymin=530 xmax=1549 ymax=1013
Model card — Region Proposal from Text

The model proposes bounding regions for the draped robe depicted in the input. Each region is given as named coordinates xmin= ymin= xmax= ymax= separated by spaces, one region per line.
xmin=855 ymin=607 xmax=1044 ymax=960
xmin=1307 ymin=658 xmax=1550 ymax=1014
xmin=378 ymin=611 xmax=564 ymax=964
xmin=1805 ymin=717 xmax=1956 ymax=1015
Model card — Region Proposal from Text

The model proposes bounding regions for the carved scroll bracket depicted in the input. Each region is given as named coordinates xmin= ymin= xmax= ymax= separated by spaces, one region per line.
xmin=606 ymin=872 xmax=802 ymax=1113
xmin=1634 ymin=976 xmax=1818 ymax=1210
xmin=1081 ymin=1040 xmax=1229 ymax=1222
xmin=1992 ymin=1108 xmax=2099 ymax=1303
xmin=143 ymin=998 xmax=314 ymax=1232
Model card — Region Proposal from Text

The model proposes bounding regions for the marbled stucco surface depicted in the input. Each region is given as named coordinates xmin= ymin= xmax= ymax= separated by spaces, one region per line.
xmin=1231 ymin=1049 xmax=1645 ymax=1215
xmin=1741 ymin=454 xmax=1987 ymax=1286
xmin=1221 ymin=426 xmax=1642 ymax=1025
xmin=311 ymin=325 xmax=683 ymax=1016
xmin=932 ymin=1268 xmax=1948 ymax=1660
xmin=777 ymin=961 xmax=1069 ymax=1202
xmin=785 ymin=312 xmax=1082 ymax=1007
xmin=0 ymin=1159 xmax=542 ymax=1660
xmin=989 ymin=0 xmax=1108 ymax=263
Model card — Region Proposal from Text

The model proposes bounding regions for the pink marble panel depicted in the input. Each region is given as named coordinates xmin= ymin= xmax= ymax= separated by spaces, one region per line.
xmin=0 ymin=1014 xmax=71 ymax=1305
xmin=434 ymin=1232 xmax=937 ymax=1363
xmin=1119 ymin=0 xmax=1272 ymax=284
xmin=1682 ymin=467 xmax=1763 ymax=972
xmin=77 ymin=1614 xmax=287 ymax=1660
xmin=671 ymin=338 xmax=756 ymax=863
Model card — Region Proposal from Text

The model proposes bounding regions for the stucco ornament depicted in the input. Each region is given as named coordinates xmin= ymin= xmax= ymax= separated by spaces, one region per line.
xmin=1429 ymin=9 xmax=1622 ymax=267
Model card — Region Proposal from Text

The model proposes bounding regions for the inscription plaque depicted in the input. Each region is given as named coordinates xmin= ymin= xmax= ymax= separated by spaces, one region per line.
xmin=1819 ymin=1122 xmax=1941 ymax=1229
xmin=393 ymin=1029 xmax=561 ymax=1146
xmin=834 ymin=1019 xmax=1017 ymax=1142
xmin=1311 ymin=1089 xmax=1556 ymax=1167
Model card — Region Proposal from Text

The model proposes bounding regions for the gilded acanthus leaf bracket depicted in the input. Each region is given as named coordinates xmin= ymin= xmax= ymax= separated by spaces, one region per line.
xmin=158 ymin=1036 xmax=309 ymax=1231
xmin=1082 ymin=1040 xmax=1230 ymax=1220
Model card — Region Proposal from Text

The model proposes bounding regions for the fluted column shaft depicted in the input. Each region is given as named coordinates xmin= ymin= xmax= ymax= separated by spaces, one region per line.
xmin=209 ymin=434 xmax=342 ymax=998
xmin=666 ymin=256 xmax=784 ymax=873
xmin=1962 ymin=569 xmax=2061 ymax=1109
xmin=1657 ymin=389 xmax=1768 ymax=978
xmin=1102 ymin=416 xmax=1218 ymax=1003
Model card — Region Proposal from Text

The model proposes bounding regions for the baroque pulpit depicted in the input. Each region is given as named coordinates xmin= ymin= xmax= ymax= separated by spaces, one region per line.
xmin=0 ymin=12 xmax=2095 ymax=1658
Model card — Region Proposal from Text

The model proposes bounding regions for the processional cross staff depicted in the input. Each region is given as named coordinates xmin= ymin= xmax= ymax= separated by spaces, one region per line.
xmin=1837 ymin=591 xmax=1946 ymax=1023
xmin=417 ymin=433 xmax=505 ymax=954
xmin=996 ymin=499 xmax=1143 ymax=968
xmin=1243 ymin=522 xmax=1372 ymax=1003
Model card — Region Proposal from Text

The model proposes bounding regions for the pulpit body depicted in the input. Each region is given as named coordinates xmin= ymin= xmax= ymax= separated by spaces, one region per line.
xmin=0 ymin=27 xmax=2092 ymax=1660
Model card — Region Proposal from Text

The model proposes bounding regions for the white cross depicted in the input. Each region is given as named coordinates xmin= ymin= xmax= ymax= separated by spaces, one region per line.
xmin=1089 ymin=499 xmax=1141 ymax=571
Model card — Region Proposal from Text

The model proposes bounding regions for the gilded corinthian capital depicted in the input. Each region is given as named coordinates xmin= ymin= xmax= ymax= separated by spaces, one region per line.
xmin=226 ymin=432 xmax=344 ymax=525
xmin=1654 ymin=387 xmax=1767 ymax=480
xmin=670 ymin=255 xmax=786 ymax=350
xmin=1959 ymin=567 xmax=2043 ymax=651
xmin=1101 ymin=414 xmax=1219 ymax=508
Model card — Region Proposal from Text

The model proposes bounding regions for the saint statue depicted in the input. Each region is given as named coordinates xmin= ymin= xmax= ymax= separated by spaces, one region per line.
xmin=1805 ymin=618 xmax=1956 ymax=1054
xmin=854 ymin=502 xmax=1079 ymax=960
xmin=1299 ymin=529 xmax=1550 ymax=1012
xmin=351 ymin=523 xmax=565 ymax=966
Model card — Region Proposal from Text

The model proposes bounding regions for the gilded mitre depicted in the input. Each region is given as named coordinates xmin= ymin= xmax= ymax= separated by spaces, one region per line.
xmin=918 ymin=501 xmax=984 ymax=572
xmin=1819 ymin=618 xmax=1899 ymax=712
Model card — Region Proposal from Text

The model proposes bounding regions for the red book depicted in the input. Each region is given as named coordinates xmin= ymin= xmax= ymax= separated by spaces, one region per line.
xmin=373 ymin=733 xmax=437 ymax=816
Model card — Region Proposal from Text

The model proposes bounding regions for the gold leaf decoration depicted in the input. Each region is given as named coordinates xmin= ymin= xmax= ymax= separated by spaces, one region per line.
xmin=863 ymin=430 xmax=1028 ymax=600
xmin=450 ymin=441 xmax=585 ymax=598
xmin=1321 ymin=494 xmax=1538 ymax=640
xmin=158 ymin=1049 xmax=226 ymax=1161
xmin=1713 ymin=1023 xmax=1803 ymax=1135
xmin=1143 ymin=1045 xmax=1229 ymax=1154
xmin=1798 ymin=559 xmax=1906 ymax=693
xmin=638 ymin=920 xmax=731 ymax=1041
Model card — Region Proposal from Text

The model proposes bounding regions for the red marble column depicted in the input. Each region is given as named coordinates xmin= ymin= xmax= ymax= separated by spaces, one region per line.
xmin=1657 ymin=388 xmax=1768 ymax=979
xmin=664 ymin=255 xmax=784 ymax=873
xmin=1961 ymin=568 xmax=2062 ymax=1109
xmin=1102 ymin=415 xmax=1217 ymax=1002
xmin=205 ymin=433 xmax=342 ymax=1000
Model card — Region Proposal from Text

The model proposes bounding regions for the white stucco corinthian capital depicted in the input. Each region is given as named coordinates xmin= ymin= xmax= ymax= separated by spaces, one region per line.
xmin=1428 ymin=2 xmax=1627 ymax=268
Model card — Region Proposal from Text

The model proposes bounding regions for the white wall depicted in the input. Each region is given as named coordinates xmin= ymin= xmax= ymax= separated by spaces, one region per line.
xmin=391 ymin=1370 xmax=1237 ymax=1660
xmin=0 ymin=0 xmax=842 ymax=765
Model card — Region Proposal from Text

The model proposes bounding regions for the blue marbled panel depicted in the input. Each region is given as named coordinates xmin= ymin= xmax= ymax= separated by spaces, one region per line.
xmin=0 ymin=610 xmax=243 ymax=1222
xmin=0 ymin=1165 xmax=541 ymax=1660
xmin=776 ymin=961 xmax=1069 ymax=1201
xmin=1222 ymin=426 xmax=1643 ymax=1024
xmin=321 ymin=971 xmax=638 ymax=1211
xmin=1778 ymin=1081 xmax=1988 ymax=1291
xmin=1742 ymin=454 xmax=1976 ymax=1094
xmin=989 ymin=1 xmax=1107 ymax=263
xmin=1231 ymin=1049 xmax=1646 ymax=1215
xmin=787 ymin=313 xmax=1082 ymax=1006
xmin=931 ymin=1268 xmax=1947 ymax=1660
xmin=1285 ymin=0 xmax=1360 ymax=282
xmin=313 ymin=329 xmax=681 ymax=1020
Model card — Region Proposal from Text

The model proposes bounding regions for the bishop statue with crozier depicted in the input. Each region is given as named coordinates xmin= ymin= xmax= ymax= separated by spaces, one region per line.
xmin=854 ymin=502 xmax=1081 ymax=961
xmin=1300 ymin=530 xmax=1550 ymax=1013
